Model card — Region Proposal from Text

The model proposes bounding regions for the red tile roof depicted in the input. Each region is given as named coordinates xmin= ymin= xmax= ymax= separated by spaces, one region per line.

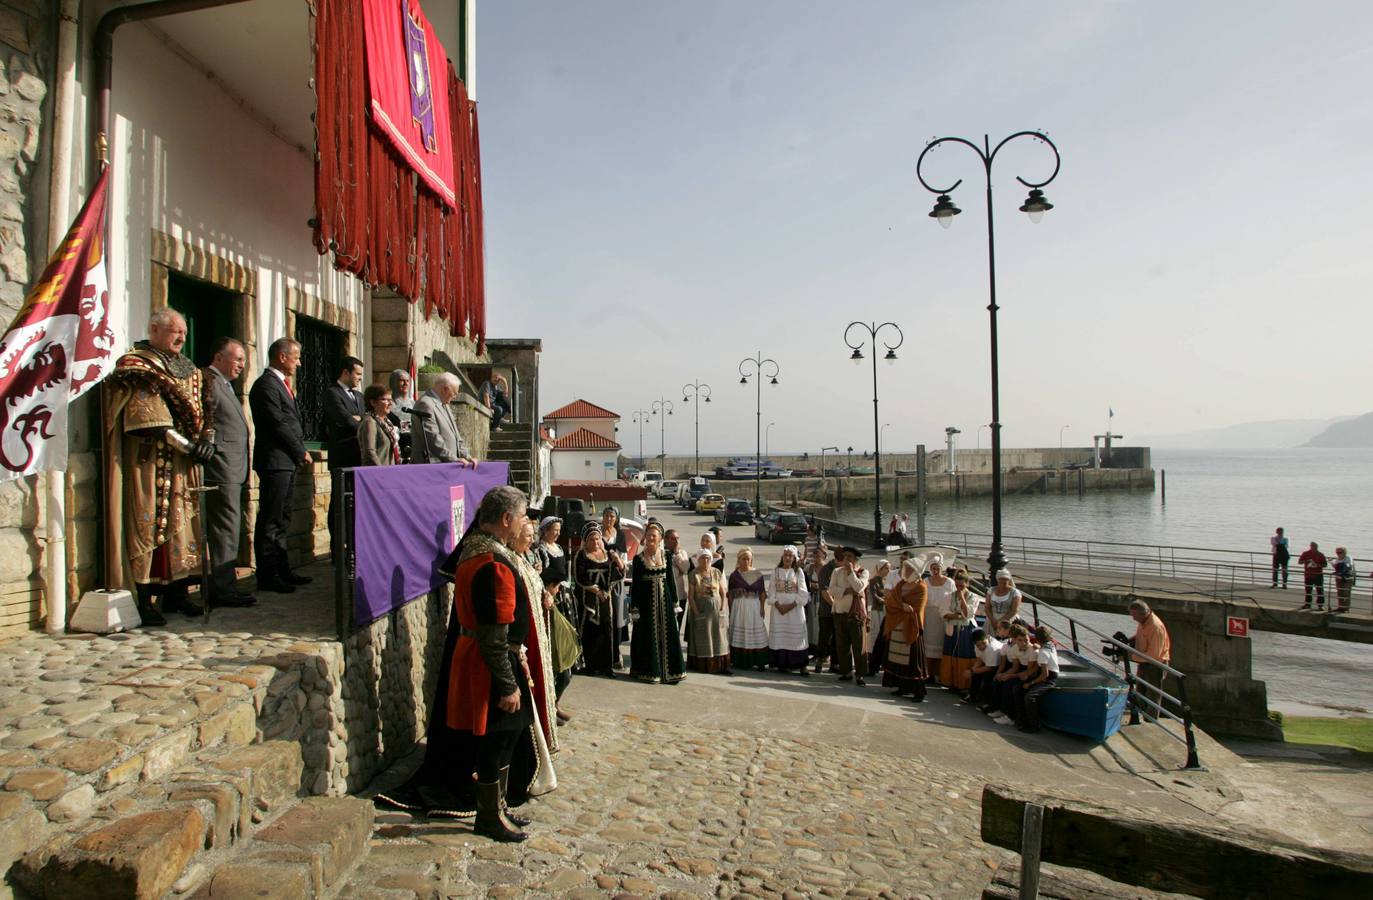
xmin=550 ymin=427 xmax=622 ymax=451
xmin=544 ymin=399 xmax=619 ymax=420
xmin=538 ymin=426 xmax=555 ymax=443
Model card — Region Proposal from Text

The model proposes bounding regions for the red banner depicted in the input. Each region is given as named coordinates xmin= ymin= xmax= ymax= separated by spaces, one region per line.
xmin=0 ymin=170 xmax=115 ymax=480
xmin=362 ymin=0 xmax=457 ymax=208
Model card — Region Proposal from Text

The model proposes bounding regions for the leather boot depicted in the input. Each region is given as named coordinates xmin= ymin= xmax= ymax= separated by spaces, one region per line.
xmin=473 ymin=780 xmax=526 ymax=843
xmin=135 ymin=585 xmax=166 ymax=627
xmin=497 ymin=766 xmax=530 ymax=827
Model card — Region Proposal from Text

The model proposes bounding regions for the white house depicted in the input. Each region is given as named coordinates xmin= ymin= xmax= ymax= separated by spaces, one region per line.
xmin=543 ymin=400 xmax=620 ymax=482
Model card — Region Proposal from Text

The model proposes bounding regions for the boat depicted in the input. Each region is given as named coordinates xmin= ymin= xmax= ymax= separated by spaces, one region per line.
xmin=1038 ymin=650 xmax=1129 ymax=741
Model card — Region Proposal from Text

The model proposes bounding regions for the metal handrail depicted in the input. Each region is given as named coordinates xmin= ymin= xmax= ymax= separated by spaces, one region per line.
xmin=1009 ymin=584 xmax=1201 ymax=769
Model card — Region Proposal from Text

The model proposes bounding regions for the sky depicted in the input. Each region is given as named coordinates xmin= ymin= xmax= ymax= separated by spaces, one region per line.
xmin=476 ymin=1 xmax=1373 ymax=456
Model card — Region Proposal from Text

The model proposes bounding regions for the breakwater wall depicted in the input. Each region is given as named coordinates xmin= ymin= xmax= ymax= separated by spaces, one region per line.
xmin=640 ymin=446 xmax=1151 ymax=477
xmin=716 ymin=466 xmax=1154 ymax=507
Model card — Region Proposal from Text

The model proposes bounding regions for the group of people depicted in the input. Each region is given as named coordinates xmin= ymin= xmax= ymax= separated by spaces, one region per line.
xmin=103 ymin=307 xmax=510 ymax=627
xmin=1269 ymin=528 xmax=1357 ymax=612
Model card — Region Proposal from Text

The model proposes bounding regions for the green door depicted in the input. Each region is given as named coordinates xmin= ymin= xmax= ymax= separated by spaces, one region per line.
xmin=166 ymin=271 xmax=238 ymax=367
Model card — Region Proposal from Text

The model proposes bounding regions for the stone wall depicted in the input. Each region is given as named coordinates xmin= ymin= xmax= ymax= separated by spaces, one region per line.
xmin=0 ymin=0 xmax=52 ymax=639
xmin=251 ymin=590 xmax=451 ymax=795
xmin=650 ymin=447 xmax=1151 ymax=478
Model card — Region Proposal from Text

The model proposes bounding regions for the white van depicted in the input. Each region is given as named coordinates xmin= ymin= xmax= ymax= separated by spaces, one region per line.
xmin=632 ymin=470 xmax=663 ymax=486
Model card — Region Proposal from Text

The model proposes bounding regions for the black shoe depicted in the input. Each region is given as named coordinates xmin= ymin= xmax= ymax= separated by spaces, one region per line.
xmin=473 ymin=781 xmax=525 ymax=842
xmin=797 ymin=670 xmax=810 ymax=678
xmin=258 ymin=578 xmax=296 ymax=594
xmin=138 ymin=604 xmax=167 ymax=627
xmin=837 ymin=674 xmax=852 ymax=682
xmin=214 ymin=593 xmax=257 ymax=608
xmin=1299 ymin=603 xmax=1311 ymax=610
xmin=721 ymin=669 xmax=735 ymax=676
xmin=178 ymin=599 xmax=204 ymax=616
xmin=855 ymin=678 xmax=866 ymax=686
xmin=282 ymin=571 xmax=313 ymax=586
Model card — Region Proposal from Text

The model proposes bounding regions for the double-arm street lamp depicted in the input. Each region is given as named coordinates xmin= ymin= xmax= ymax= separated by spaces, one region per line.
xmin=738 ymin=352 xmax=779 ymax=511
xmin=916 ymin=131 xmax=1060 ymax=573
xmin=682 ymin=381 xmax=711 ymax=478
xmin=651 ymin=398 xmax=674 ymax=465
xmin=845 ymin=321 xmax=903 ymax=548
xmin=630 ymin=409 xmax=651 ymax=469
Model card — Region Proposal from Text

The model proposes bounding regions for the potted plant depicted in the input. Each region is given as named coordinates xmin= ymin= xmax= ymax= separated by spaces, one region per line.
xmin=416 ymin=362 xmax=446 ymax=395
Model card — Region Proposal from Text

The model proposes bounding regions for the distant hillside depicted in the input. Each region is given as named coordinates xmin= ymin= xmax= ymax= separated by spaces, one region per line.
xmin=1304 ymin=411 xmax=1373 ymax=448
xmin=1141 ymin=417 xmax=1344 ymax=449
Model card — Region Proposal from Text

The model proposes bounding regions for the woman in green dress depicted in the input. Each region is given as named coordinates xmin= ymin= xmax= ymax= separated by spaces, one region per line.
xmin=628 ymin=523 xmax=686 ymax=684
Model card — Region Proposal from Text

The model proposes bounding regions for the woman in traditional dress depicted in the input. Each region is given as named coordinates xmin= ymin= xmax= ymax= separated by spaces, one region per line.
xmin=864 ymin=559 xmax=891 ymax=676
xmin=573 ymin=522 xmax=623 ymax=676
xmin=727 ymin=549 xmax=770 ymax=670
xmin=768 ymin=545 xmax=810 ymax=676
xmin=882 ymin=559 xmax=928 ymax=701
xmin=686 ymin=549 xmax=731 ymax=673
xmin=985 ymin=569 xmax=1024 ymax=633
xmin=923 ymin=555 xmax=953 ymax=685
xmin=511 ymin=520 xmax=560 ymax=756
xmin=700 ymin=530 xmax=725 ymax=573
xmin=600 ymin=507 xmax=630 ymax=652
xmin=628 ymin=523 xmax=686 ymax=684
xmin=535 ymin=517 xmax=577 ymax=721
xmin=939 ymin=568 xmax=981 ymax=692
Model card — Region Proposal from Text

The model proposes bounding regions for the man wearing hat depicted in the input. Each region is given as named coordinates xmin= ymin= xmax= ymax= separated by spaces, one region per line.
xmin=826 ymin=547 xmax=870 ymax=685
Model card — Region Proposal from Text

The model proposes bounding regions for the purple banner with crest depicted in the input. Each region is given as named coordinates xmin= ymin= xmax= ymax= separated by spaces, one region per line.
xmin=351 ymin=461 xmax=511 ymax=627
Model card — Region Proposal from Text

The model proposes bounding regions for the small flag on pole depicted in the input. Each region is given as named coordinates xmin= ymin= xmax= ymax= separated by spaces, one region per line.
xmin=0 ymin=170 xmax=115 ymax=483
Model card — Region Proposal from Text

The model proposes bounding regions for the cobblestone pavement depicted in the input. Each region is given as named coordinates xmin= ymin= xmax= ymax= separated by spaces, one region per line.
xmin=349 ymin=707 xmax=1013 ymax=899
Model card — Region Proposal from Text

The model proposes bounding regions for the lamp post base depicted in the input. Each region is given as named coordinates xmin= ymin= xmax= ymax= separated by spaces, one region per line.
xmin=873 ymin=506 xmax=885 ymax=550
xmin=986 ymin=544 xmax=1008 ymax=576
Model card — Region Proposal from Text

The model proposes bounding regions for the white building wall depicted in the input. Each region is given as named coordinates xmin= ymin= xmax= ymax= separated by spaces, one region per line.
xmin=551 ymin=450 xmax=617 ymax=482
xmin=105 ymin=24 xmax=366 ymax=373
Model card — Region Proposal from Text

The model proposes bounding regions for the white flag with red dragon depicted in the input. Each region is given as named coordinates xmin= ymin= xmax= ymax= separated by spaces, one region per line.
xmin=0 ymin=170 xmax=115 ymax=482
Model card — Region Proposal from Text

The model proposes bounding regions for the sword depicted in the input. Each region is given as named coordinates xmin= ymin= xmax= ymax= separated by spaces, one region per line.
xmin=188 ymin=484 xmax=215 ymax=624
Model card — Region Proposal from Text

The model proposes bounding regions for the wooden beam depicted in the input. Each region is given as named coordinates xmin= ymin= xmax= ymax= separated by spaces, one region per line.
xmin=980 ymin=784 xmax=1373 ymax=899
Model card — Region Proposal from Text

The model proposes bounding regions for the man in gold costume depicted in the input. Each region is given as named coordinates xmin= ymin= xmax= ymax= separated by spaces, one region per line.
xmin=102 ymin=308 xmax=215 ymax=625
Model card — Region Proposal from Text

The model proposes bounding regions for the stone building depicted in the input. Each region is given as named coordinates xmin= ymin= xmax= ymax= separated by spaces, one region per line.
xmin=0 ymin=0 xmax=538 ymax=638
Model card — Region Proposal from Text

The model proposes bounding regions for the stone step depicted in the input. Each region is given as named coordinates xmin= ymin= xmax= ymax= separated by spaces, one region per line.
xmin=13 ymin=739 xmax=307 ymax=899
xmin=191 ymin=797 xmax=375 ymax=899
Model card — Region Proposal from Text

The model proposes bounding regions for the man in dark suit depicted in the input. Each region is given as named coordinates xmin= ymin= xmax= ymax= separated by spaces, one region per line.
xmin=249 ymin=337 xmax=313 ymax=593
xmin=201 ymin=338 xmax=256 ymax=608
xmin=324 ymin=355 xmax=365 ymax=556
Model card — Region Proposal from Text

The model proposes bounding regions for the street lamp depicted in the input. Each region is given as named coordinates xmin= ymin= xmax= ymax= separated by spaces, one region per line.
xmin=880 ymin=422 xmax=892 ymax=454
xmin=682 ymin=381 xmax=711 ymax=478
xmin=844 ymin=320 xmax=904 ymax=548
xmin=1059 ymin=424 xmax=1070 ymax=449
xmin=846 ymin=446 xmax=853 ymax=471
xmin=738 ymin=352 xmax=780 ymax=511
xmin=630 ymin=409 xmax=651 ymax=469
xmin=917 ymin=130 xmax=1061 ymax=573
xmin=651 ymin=398 xmax=674 ymax=466
xmin=977 ymin=423 xmax=988 ymax=451
xmin=766 ymin=422 xmax=775 ymax=458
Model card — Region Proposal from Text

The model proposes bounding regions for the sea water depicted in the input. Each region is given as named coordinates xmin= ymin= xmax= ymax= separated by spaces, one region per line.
xmin=833 ymin=448 xmax=1373 ymax=717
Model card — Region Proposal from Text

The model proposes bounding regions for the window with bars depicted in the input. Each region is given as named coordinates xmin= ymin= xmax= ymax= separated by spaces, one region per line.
xmin=294 ymin=315 xmax=346 ymax=447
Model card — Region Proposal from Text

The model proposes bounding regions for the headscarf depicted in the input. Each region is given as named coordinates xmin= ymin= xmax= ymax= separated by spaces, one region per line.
xmin=581 ymin=521 xmax=602 ymax=540
xmin=539 ymin=516 xmax=562 ymax=534
xmin=700 ymin=532 xmax=716 ymax=551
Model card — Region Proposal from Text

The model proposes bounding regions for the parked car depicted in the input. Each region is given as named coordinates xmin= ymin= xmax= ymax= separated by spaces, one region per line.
xmin=714 ymin=498 xmax=754 ymax=525
xmin=621 ymin=466 xmax=640 ymax=480
xmin=754 ymin=511 xmax=809 ymax=544
xmin=653 ymin=479 xmax=679 ymax=499
xmin=695 ymin=493 xmax=725 ymax=514
xmin=682 ymin=478 xmax=711 ymax=507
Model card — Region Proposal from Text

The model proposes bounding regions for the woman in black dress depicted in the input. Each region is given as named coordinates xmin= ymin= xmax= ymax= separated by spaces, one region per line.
xmin=600 ymin=506 xmax=630 ymax=648
xmin=573 ymin=522 xmax=623 ymax=676
xmin=628 ymin=522 xmax=686 ymax=684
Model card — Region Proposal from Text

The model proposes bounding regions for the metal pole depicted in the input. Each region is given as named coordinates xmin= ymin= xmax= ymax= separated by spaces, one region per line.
xmin=755 ymin=361 xmax=762 ymax=511
xmin=984 ymin=140 xmax=1007 ymax=573
xmin=916 ymin=444 xmax=927 ymax=545
xmin=694 ymin=393 xmax=700 ymax=477
xmin=871 ymin=341 xmax=882 ymax=548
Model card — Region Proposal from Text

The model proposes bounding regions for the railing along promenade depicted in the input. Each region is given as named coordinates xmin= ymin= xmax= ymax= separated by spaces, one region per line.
xmin=910 ymin=527 xmax=1370 ymax=611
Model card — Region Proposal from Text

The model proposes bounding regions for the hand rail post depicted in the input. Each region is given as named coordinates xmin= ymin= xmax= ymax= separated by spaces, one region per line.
xmin=1177 ymin=674 xmax=1201 ymax=769
xmin=1122 ymin=653 xmax=1139 ymax=726
xmin=1069 ymin=619 xmax=1079 ymax=653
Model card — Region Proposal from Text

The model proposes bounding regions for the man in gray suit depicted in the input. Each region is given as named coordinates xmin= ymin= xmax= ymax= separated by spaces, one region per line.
xmin=201 ymin=338 xmax=256 ymax=607
xmin=410 ymin=373 xmax=477 ymax=466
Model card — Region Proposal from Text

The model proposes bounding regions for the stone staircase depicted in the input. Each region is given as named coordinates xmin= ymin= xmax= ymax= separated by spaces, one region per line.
xmin=3 ymin=661 xmax=377 ymax=900
xmin=485 ymin=422 xmax=534 ymax=495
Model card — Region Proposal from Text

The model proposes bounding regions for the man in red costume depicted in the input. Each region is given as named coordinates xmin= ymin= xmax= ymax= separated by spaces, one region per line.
xmin=376 ymin=484 xmax=541 ymax=841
